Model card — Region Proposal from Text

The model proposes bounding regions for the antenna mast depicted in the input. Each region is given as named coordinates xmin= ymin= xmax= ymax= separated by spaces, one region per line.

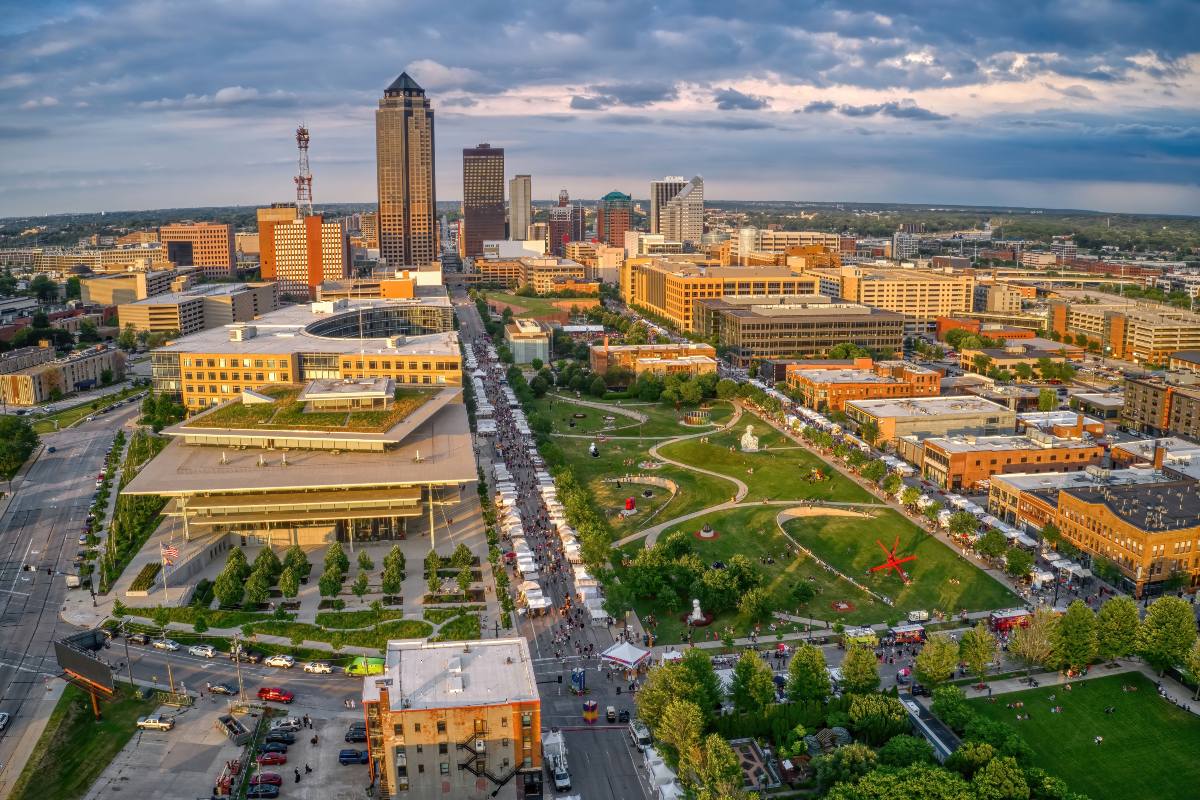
xmin=294 ymin=124 xmax=313 ymax=218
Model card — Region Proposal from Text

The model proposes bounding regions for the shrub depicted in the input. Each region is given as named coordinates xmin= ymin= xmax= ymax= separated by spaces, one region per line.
xmin=129 ymin=563 xmax=162 ymax=591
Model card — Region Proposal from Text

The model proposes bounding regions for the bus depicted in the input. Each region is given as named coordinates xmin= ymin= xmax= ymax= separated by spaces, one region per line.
xmin=988 ymin=609 xmax=1031 ymax=633
xmin=888 ymin=624 xmax=927 ymax=645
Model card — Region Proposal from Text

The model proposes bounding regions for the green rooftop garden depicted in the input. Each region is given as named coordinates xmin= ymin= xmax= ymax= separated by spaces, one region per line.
xmin=184 ymin=384 xmax=433 ymax=433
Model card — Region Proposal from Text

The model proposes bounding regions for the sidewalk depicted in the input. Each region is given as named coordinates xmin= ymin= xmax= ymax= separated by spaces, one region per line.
xmin=0 ymin=677 xmax=65 ymax=797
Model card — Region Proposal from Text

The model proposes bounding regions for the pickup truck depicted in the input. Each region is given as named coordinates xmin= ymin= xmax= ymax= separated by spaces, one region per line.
xmin=137 ymin=714 xmax=175 ymax=731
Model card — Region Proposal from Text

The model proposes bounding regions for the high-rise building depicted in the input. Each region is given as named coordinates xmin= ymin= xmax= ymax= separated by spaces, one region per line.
xmin=461 ymin=143 xmax=505 ymax=258
xmin=596 ymin=191 xmax=632 ymax=246
xmin=159 ymin=222 xmax=236 ymax=279
xmin=649 ymin=176 xmax=687 ymax=235
xmin=547 ymin=190 xmax=585 ymax=256
xmin=892 ymin=230 xmax=919 ymax=260
xmin=376 ymin=73 xmax=437 ymax=268
xmin=509 ymin=174 xmax=532 ymax=241
xmin=260 ymin=212 xmax=350 ymax=299
xmin=657 ymin=176 xmax=704 ymax=247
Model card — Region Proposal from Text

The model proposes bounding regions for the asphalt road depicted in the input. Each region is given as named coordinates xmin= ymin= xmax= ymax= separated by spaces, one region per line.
xmin=0 ymin=405 xmax=139 ymax=772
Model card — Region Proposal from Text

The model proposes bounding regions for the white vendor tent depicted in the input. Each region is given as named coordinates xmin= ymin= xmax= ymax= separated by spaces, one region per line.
xmin=600 ymin=641 xmax=651 ymax=669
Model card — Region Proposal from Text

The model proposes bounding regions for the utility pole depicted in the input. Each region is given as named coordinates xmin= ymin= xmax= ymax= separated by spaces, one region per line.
xmin=233 ymin=633 xmax=245 ymax=704
xmin=121 ymin=618 xmax=134 ymax=689
xmin=166 ymin=660 xmax=175 ymax=694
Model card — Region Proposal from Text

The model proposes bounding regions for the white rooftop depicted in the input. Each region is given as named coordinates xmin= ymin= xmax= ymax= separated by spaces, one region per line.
xmin=991 ymin=466 xmax=1170 ymax=494
xmin=362 ymin=639 xmax=538 ymax=710
xmin=847 ymin=396 xmax=1011 ymax=418
xmin=1016 ymin=411 xmax=1104 ymax=428
xmin=926 ymin=433 xmax=1100 ymax=454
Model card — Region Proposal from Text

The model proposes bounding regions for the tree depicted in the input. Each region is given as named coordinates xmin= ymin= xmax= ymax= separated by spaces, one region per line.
xmin=949 ymin=512 xmax=979 ymax=537
xmin=932 ymin=685 xmax=974 ymax=732
xmin=786 ymin=643 xmax=831 ymax=703
xmin=1039 ymin=522 xmax=1062 ymax=547
xmin=695 ymin=734 xmax=751 ymax=800
xmin=1052 ymin=600 xmax=1098 ymax=672
xmin=529 ymin=375 xmax=549 ymax=397
xmin=848 ymin=693 xmax=908 ymax=746
xmin=973 ymin=755 xmax=1030 ymax=800
xmin=736 ymin=586 xmax=770 ymax=621
xmin=1003 ymin=548 xmax=1034 ymax=578
xmin=881 ymin=473 xmax=902 ymax=496
xmin=1185 ymin=639 xmax=1200 ymax=700
xmin=117 ymin=323 xmax=138 ymax=351
xmin=357 ymin=551 xmax=374 ymax=572
xmin=0 ymin=416 xmax=39 ymax=479
xmin=730 ymin=651 xmax=776 ymax=714
xmin=977 ymin=530 xmax=1008 ymax=560
xmin=900 ymin=486 xmax=921 ymax=507
xmin=946 ymin=740 xmax=996 ymax=779
xmin=1096 ymin=596 xmax=1140 ymax=662
xmin=324 ymin=542 xmax=350 ymax=575
xmin=859 ymin=420 xmax=880 ymax=446
xmin=253 ymin=547 xmax=282 ymax=581
xmin=589 ymin=376 xmax=607 ymax=397
xmin=915 ymin=633 xmax=959 ymax=687
xmin=28 ymin=274 xmax=58 ymax=302
xmin=840 ymin=644 xmax=880 ymax=694
xmin=283 ymin=545 xmax=308 ymax=575
xmin=383 ymin=544 xmax=405 ymax=572
xmin=637 ymin=651 xmax=722 ymax=732
xmin=1013 ymin=363 xmax=1034 ymax=381
xmin=1138 ymin=596 xmax=1198 ymax=673
xmin=1008 ymin=608 xmax=1058 ymax=677
xmin=279 ymin=566 xmax=299 ymax=599
xmin=1037 ymin=389 xmax=1058 ymax=412
xmin=455 ymin=565 xmax=472 ymax=595
xmin=450 ymin=543 xmax=473 ymax=569
xmin=152 ymin=606 xmax=170 ymax=631
xmin=245 ymin=570 xmax=270 ymax=607
xmin=193 ymin=613 xmax=209 ymax=634
xmin=826 ymin=764 xmax=973 ymax=800
xmin=860 ymin=460 xmax=886 ymax=483
xmin=877 ymin=734 xmax=935 ymax=768
xmin=601 ymin=580 xmax=633 ymax=622
xmin=815 ymin=743 xmax=877 ymax=790
xmin=656 ymin=698 xmax=703 ymax=765
xmin=381 ymin=560 xmax=404 ymax=596
xmin=318 ymin=567 xmax=343 ymax=598
xmin=214 ymin=568 xmax=244 ymax=607
xmin=352 ymin=572 xmax=369 ymax=602
xmin=959 ymin=622 xmax=998 ymax=683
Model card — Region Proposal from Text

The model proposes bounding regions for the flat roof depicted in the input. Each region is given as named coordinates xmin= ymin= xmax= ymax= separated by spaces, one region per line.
xmin=298 ymin=377 xmax=394 ymax=401
xmin=126 ymin=282 xmax=269 ymax=305
xmin=993 ymin=466 xmax=1169 ymax=495
xmin=926 ymin=433 xmax=1100 ymax=454
xmin=1171 ymin=350 xmax=1200 ymax=365
xmin=847 ymin=396 xmax=1012 ymax=419
xmin=121 ymin=399 xmax=474 ymax=496
xmin=1063 ymin=481 xmax=1200 ymax=532
xmin=1073 ymin=392 xmax=1124 ymax=409
xmin=796 ymin=369 xmax=898 ymax=385
xmin=362 ymin=638 xmax=537 ymax=710
xmin=596 ymin=342 xmax=715 ymax=354
xmin=1016 ymin=411 xmax=1104 ymax=428
xmin=152 ymin=298 xmax=460 ymax=358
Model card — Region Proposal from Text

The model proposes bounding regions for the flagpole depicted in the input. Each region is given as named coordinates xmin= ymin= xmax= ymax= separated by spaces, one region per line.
xmin=161 ymin=546 xmax=169 ymax=602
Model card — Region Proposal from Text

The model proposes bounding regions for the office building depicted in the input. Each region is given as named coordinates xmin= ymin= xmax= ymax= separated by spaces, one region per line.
xmin=622 ymin=261 xmax=819 ymax=332
xmin=147 ymin=298 xmax=462 ymax=411
xmin=159 ymin=222 xmax=236 ymax=280
xmin=1122 ymin=372 xmax=1200 ymax=438
xmin=958 ymin=342 xmax=1072 ymax=374
xmin=116 ymin=231 xmax=159 ymax=246
xmin=6 ymin=246 xmax=172 ymax=274
xmin=693 ymin=296 xmax=905 ymax=366
xmin=590 ymin=341 xmax=717 ymax=377
xmin=376 ymin=73 xmax=437 ymax=267
xmin=845 ymin=396 xmax=1015 ymax=445
xmin=564 ymin=242 xmax=623 ymax=284
xmin=1168 ymin=351 xmax=1200 ymax=373
xmin=360 ymin=638 xmax=543 ymax=799
xmin=803 ymin=265 xmax=975 ymax=331
xmin=649 ymin=177 xmax=686 ymax=235
xmin=987 ymin=465 xmax=1171 ymax=537
xmin=482 ymin=240 xmax=547 ymax=260
xmin=596 ymin=191 xmax=632 ymax=246
xmin=657 ymin=176 xmax=703 ymax=247
xmin=1015 ymin=411 xmax=1106 ymax=438
xmin=462 ymin=144 xmax=505 ymax=258
xmin=785 ymin=360 xmax=940 ymax=412
xmin=623 ymin=232 xmax=683 ymax=258
xmin=0 ymin=345 xmax=56 ymax=376
xmin=916 ymin=431 xmax=1105 ymax=491
xmin=547 ymin=192 xmax=585 ymax=256
xmin=80 ymin=269 xmax=195 ymax=305
xmin=258 ymin=215 xmax=350 ymax=299
xmin=729 ymin=229 xmax=841 ymax=264
xmin=1048 ymin=297 xmax=1200 ymax=364
xmin=118 ymin=282 xmax=279 ymax=335
xmin=360 ymin=212 xmax=379 ymax=249
xmin=934 ymin=318 xmax=1037 ymax=342
xmin=509 ymin=175 xmax=532 ymax=241
xmin=505 ymin=319 xmax=551 ymax=364
xmin=0 ymin=344 xmax=126 ymax=407
xmin=892 ymin=231 xmax=919 ymax=260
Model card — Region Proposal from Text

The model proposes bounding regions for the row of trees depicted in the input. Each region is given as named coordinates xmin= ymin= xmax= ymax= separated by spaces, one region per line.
xmin=425 ymin=543 xmax=475 ymax=597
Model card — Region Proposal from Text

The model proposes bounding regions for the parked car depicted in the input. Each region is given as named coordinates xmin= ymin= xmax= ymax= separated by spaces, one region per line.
xmin=188 ymin=644 xmax=215 ymax=658
xmin=78 ymin=534 xmax=89 ymax=545
xmin=136 ymin=714 xmax=175 ymax=731
xmin=245 ymin=785 xmax=280 ymax=799
xmin=258 ymin=742 xmax=289 ymax=754
xmin=127 ymin=633 xmax=150 ymax=645
xmin=208 ymin=683 xmax=237 ymax=696
xmin=257 ymin=752 xmax=287 ymax=767
xmin=302 ymin=661 xmax=332 ymax=674
xmin=264 ymin=654 xmax=295 ymax=669
xmin=270 ymin=717 xmax=302 ymax=732
xmin=0 ymin=712 xmax=11 ymax=732
xmin=338 ymin=749 xmax=369 ymax=765
xmin=47 ymin=446 xmax=56 ymax=453
xmin=264 ymin=731 xmax=296 ymax=744
xmin=910 ymin=684 xmax=930 ymax=697
xmin=257 ymin=687 xmax=294 ymax=704
xmin=230 ymin=647 xmax=263 ymax=664
xmin=249 ymin=773 xmax=283 ymax=786
xmin=152 ymin=639 xmax=180 ymax=652
xmin=344 ymin=728 xmax=367 ymax=743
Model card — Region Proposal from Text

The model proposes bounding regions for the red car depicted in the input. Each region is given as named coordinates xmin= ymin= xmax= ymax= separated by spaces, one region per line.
xmin=257 ymin=752 xmax=287 ymax=767
xmin=257 ymin=687 xmax=294 ymax=704
xmin=250 ymin=773 xmax=283 ymax=786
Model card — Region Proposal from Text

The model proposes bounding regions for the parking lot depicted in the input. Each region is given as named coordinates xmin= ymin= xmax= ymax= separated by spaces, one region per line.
xmin=81 ymin=695 xmax=375 ymax=800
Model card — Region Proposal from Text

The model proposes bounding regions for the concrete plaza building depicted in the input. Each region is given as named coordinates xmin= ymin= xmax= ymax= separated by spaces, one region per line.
xmin=845 ymin=396 xmax=1015 ymax=445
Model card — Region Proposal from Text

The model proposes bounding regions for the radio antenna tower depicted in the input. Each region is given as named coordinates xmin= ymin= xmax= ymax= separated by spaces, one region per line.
xmin=294 ymin=124 xmax=313 ymax=217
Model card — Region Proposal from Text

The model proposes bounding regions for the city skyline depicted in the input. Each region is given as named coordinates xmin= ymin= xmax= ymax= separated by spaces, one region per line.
xmin=1 ymin=0 xmax=1198 ymax=217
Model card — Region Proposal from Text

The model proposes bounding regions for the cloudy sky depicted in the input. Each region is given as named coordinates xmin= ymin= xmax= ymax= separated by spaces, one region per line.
xmin=2 ymin=0 xmax=1198 ymax=217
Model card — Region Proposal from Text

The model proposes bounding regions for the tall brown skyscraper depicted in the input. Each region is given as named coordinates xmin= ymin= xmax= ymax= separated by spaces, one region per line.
xmin=376 ymin=73 xmax=437 ymax=267
xmin=461 ymin=143 xmax=505 ymax=257
xmin=596 ymin=191 xmax=632 ymax=246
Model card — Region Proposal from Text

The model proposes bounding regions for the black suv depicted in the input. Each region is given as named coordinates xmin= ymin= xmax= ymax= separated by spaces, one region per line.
xmin=345 ymin=726 xmax=367 ymax=743
xmin=127 ymin=632 xmax=150 ymax=645
xmin=229 ymin=648 xmax=263 ymax=664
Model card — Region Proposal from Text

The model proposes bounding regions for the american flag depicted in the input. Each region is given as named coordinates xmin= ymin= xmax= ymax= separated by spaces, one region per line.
xmin=160 ymin=543 xmax=179 ymax=565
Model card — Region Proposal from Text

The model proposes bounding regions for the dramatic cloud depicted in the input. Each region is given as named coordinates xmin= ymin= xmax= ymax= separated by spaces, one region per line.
xmin=713 ymin=87 xmax=768 ymax=110
xmin=0 ymin=0 xmax=1197 ymax=215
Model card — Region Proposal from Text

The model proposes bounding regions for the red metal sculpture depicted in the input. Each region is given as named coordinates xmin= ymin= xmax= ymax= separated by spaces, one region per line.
xmin=870 ymin=536 xmax=916 ymax=583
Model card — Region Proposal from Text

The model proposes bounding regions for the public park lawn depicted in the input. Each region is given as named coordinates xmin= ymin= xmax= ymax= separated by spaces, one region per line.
xmin=659 ymin=410 xmax=874 ymax=503
xmin=968 ymin=672 xmax=1200 ymax=800
xmin=9 ymin=683 xmax=156 ymax=800
xmin=484 ymin=292 xmax=592 ymax=318
xmin=617 ymin=506 xmax=888 ymax=644
xmin=782 ymin=509 xmax=1017 ymax=616
xmin=537 ymin=395 xmax=733 ymax=438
